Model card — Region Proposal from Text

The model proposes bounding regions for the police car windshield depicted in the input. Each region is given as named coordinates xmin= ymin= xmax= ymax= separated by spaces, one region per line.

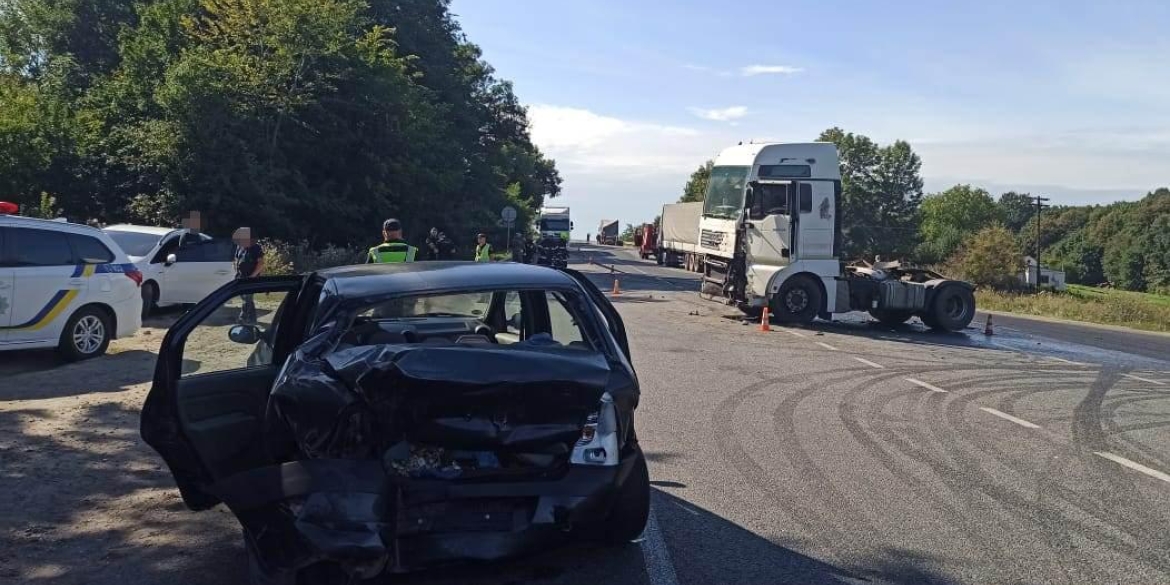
xmin=105 ymin=230 xmax=162 ymax=257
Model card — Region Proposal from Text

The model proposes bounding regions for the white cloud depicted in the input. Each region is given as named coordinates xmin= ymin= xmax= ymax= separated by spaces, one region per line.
xmin=688 ymin=106 xmax=748 ymax=122
xmin=527 ymin=104 xmax=705 ymax=171
xmin=740 ymin=64 xmax=804 ymax=76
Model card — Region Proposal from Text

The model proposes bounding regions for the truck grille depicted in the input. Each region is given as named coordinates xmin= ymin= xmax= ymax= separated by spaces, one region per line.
xmin=700 ymin=229 xmax=724 ymax=248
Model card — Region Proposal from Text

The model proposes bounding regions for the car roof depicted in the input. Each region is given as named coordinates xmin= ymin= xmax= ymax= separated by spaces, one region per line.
xmin=103 ymin=224 xmax=177 ymax=236
xmin=0 ymin=214 xmax=106 ymax=235
xmin=319 ymin=261 xmax=581 ymax=298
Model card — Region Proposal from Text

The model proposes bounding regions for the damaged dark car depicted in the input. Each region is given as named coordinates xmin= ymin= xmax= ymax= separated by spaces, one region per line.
xmin=140 ymin=262 xmax=649 ymax=583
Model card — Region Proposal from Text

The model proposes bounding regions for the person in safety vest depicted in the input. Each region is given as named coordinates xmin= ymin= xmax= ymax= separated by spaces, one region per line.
xmin=367 ymin=218 xmax=417 ymax=263
xmin=474 ymin=233 xmax=492 ymax=262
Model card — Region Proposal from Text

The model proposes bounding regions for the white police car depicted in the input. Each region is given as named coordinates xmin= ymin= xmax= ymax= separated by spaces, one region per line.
xmin=0 ymin=205 xmax=143 ymax=360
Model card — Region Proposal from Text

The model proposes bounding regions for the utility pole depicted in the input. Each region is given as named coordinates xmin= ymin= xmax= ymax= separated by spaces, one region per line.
xmin=1033 ymin=195 xmax=1049 ymax=288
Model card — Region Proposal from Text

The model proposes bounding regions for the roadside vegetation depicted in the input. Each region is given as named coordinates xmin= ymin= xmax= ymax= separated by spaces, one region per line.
xmin=0 ymin=0 xmax=557 ymax=250
xmin=977 ymin=285 xmax=1170 ymax=333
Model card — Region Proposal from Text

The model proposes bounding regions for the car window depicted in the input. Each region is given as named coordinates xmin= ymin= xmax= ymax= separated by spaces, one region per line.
xmin=104 ymin=230 xmax=162 ymax=257
xmin=69 ymin=234 xmax=116 ymax=264
xmin=359 ymin=292 xmax=492 ymax=319
xmin=181 ymin=290 xmax=290 ymax=377
xmin=176 ymin=234 xmax=232 ymax=262
xmin=6 ymin=228 xmax=74 ymax=267
xmin=546 ymin=292 xmax=588 ymax=348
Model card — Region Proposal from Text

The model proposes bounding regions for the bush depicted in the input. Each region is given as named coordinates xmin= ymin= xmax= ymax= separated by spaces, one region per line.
xmin=946 ymin=225 xmax=1022 ymax=289
xmin=260 ymin=239 xmax=366 ymax=276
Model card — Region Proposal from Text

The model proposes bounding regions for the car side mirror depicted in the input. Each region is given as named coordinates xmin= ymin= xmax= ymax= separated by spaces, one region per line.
xmin=165 ymin=253 xmax=177 ymax=266
xmin=228 ymin=324 xmax=262 ymax=345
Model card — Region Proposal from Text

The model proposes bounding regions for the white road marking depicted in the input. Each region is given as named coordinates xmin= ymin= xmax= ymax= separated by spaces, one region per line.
xmin=671 ymin=501 xmax=701 ymax=516
xmin=989 ymin=340 xmax=1018 ymax=352
xmin=815 ymin=341 xmax=839 ymax=351
xmin=1122 ymin=373 xmax=1166 ymax=386
xmin=639 ymin=509 xmax=682 ymax=585
xmin=853 ymin=357 xmax=885 ymax=369
xmin=778 ymin=327 xmax=806 ymax=338
xmin=979 ymin=407 xmax=1041 ymax=429
xmin=1045 ymin=357 xmax=1089 ymax=366
xmin=1094 ymin=452 xmax=1170 ymax=484
xmin=905 ymin=378 xmax=948 ymax=393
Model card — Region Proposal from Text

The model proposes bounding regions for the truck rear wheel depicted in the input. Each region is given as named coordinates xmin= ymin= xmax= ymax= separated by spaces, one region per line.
xmin=869 ymin=309 xmax=913 ymax=326
xmin=927 ymin=286 xmax=976 ymax=332
xmin=771 ymin=275 xmax=822 ymax=324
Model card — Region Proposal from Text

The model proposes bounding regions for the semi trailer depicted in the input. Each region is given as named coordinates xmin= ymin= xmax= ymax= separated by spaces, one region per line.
xmin=695 ymin=142 xmax=977 ymax=332
xmin=597 ymin=220 xmax=620 ymax=246
xmin=656 ymin=201 xmax=704 ymax=272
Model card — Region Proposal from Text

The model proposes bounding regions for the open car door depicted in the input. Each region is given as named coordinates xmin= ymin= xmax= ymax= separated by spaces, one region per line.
xmin=141 ymin=275 xmax=306 ymax=510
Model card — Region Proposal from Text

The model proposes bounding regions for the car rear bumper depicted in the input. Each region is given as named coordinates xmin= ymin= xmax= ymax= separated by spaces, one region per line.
xmin=227 ymin=452 xmax=640 ymax=575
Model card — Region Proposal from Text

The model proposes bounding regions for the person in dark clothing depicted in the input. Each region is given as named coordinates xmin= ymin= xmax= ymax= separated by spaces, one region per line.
xmin=426 ymin=227 xmax=456 ymax=260
xmin=510 ymin=233 xmax=527 ymax=263
xmin=232 ymin=227 xmax=265 ymax=324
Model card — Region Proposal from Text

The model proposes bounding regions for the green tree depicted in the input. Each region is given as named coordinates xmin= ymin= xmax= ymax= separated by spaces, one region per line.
xmin=918 ymin=184 xmax=999 ymax=262
xmin=997 ymin=191 xmax=1034 ymax=233
xmin=948 ymin=224 xmax=1023 ymax=289
xmin=680 ymin=159 xmax=712 ymax=203
xmin=1044 ymin=230 xmax=1104 ymax=285
xmin=817 ymin=127 xmax=924 ymax=259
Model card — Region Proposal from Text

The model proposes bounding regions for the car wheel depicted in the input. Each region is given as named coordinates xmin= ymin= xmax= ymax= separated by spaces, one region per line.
xmin=595 ymin=447 xmax=650 ymax=545
xmin=141 ymin=281 xmax=158 ymax=319
xmin=57 ymin=307 xmax=111 ymax=361
xmin=928 ymin=285 xmax=976 ymax=332
xmin=869 ymin=309 xmax=913 ymax=326
xmin=771 ymin=275 xmax=822 ymax=324
xmin=245 ymin=533 xmax=348 ymax=585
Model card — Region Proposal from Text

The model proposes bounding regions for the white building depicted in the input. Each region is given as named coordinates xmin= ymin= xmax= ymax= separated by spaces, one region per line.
xmin=1021 ymin=256 xmax=1067 ymax=290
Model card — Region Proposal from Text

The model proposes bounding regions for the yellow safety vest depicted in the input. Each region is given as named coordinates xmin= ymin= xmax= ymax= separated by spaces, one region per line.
xmin=475 ymin=243 xmax=492 ymax=262
xmin=368 ymin=241 xmax=417 ymax=263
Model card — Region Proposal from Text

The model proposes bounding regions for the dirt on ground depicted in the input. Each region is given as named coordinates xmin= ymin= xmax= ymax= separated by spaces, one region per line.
xmin=0 ymin=309 xmax=257 ymax=585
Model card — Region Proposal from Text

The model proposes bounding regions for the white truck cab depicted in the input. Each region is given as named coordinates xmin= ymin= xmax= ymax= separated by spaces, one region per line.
xmin=697 ymin=142 xmax=976 ymax=331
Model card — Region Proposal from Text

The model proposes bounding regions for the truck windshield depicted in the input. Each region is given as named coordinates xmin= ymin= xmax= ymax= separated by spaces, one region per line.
xmin=540 ymin=219 xmax=570 ymax=231
xmin=702 ymin=166 xmax=750 ymax=219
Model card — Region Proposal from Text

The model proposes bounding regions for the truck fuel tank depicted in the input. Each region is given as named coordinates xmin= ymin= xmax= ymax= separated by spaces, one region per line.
xmin=879 ymin=280 xmax=926 ymax=311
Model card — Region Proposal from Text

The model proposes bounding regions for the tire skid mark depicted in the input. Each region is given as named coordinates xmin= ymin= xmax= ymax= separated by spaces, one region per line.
xmin=835 ymin=373 xmax=1021 ymax=578
xmin=937 ymin=371 xmax=1170 ymax=577
xmin=1099 ymin=392 xmax=1170 ymax=469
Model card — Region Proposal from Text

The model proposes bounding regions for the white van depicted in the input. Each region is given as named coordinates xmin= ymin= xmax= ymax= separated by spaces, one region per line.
xmin=0 ymin=213 xmax=143 ymax=360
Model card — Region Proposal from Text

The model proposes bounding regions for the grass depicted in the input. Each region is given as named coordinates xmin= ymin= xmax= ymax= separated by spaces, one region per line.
xmin=976 ymin=284 xmax=1170 ymax=333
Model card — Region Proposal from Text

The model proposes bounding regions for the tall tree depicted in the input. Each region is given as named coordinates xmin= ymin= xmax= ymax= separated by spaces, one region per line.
xmin=680 ymin=159 xmax=712 ymax=203
xmin=817 ymin=127 xmax=924 ymax=259
xmin=997 ymin=191 xmax=1034 ymax=233
xmin=919 ymin=184 xmax=999 ymax=262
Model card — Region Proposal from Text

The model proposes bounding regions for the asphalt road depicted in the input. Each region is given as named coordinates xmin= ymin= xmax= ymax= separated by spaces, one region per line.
xmin=529 ymin=244 xmax=1170 ymax=585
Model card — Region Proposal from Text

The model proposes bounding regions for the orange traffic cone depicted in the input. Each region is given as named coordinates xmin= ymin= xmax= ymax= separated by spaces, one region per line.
xmin=611 ymin=277 xmax=621 ymax=295
xmin=759 ymin=307 xmax=771 ymax=332
xmin=984 ymin=314 xmax=994 ymax=335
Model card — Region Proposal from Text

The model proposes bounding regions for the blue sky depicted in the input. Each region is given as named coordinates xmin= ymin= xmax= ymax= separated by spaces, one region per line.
xmin=451 ymin=0 xmax=1170 ymax=237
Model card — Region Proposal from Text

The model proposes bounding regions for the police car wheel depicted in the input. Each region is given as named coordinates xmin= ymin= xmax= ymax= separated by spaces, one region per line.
xmin=58 ymin=307 xmax=111 ymax=361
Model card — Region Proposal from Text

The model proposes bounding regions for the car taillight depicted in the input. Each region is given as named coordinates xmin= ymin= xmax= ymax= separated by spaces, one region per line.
xmin=571 ymin=392 xmax=619 ymax=466
xmin=124 ymin=269 xmax=143 ymax=287
xmin=0 ymin=201 xmax=17 ymax=214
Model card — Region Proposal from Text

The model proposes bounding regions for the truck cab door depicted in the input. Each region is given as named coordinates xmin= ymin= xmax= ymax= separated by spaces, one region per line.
xmin=743 ymin=181 xmax=793 ymax=266
xmin=795 ymin=182 xmax=834 ymax=259
xmin=140 ymin=275 xmax=305 ymax=510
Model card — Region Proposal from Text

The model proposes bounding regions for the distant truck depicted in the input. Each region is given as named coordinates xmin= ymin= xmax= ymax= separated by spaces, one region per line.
xmin=656 ymin=201 xmax=703 ymax=272
xmin=695 ymin=141 xmax=977 ymax=331
xmin=633 ymin=223 xmax=656 ymax=260
xmin=538 ymin=206 xmax=572 ymax=242
xmin=597 ymin=220 xmax=620 ymax=246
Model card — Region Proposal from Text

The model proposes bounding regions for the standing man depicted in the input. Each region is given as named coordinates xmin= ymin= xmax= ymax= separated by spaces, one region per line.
xmin=426 ymin=227 xmax=456 ymax=260
xmin=233 ymin=227 xmax=265 ymax=324
xmin=474 ymin=233 xmax=492 ymax=262
xmin=368 ymin=218 xmax=417 ymax=263
xmin=510 ymin=233 xmax=527 ymax=263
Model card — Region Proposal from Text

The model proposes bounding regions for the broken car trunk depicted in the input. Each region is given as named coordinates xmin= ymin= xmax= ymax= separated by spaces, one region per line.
xmin=235 ymin=341 xmax=626 ymax=576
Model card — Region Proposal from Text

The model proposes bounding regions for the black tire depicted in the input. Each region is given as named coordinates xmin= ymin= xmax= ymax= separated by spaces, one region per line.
xmin=927 ymin=285 xmax=976 ymax=332
xmin=57 ymin=306 xmax=112 ymax=361
xmin=141 ymin=281 xmax=158 ymax=320
xmin=869 ymin=309 xmax=913 ymax=326
xmin=595 ymin=447 xmax=650 ymax=545
xmin=771 ymin=275 xmax=822 ymax=324
xmin=245 ymin=532 xmax=349 ymax=585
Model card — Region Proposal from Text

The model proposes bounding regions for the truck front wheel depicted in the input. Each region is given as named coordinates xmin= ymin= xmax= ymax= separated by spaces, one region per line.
xmin=927 ymin=286 xmax=976 ymax=332
xmin=772 ymin=275 xmax=822 ymax=324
